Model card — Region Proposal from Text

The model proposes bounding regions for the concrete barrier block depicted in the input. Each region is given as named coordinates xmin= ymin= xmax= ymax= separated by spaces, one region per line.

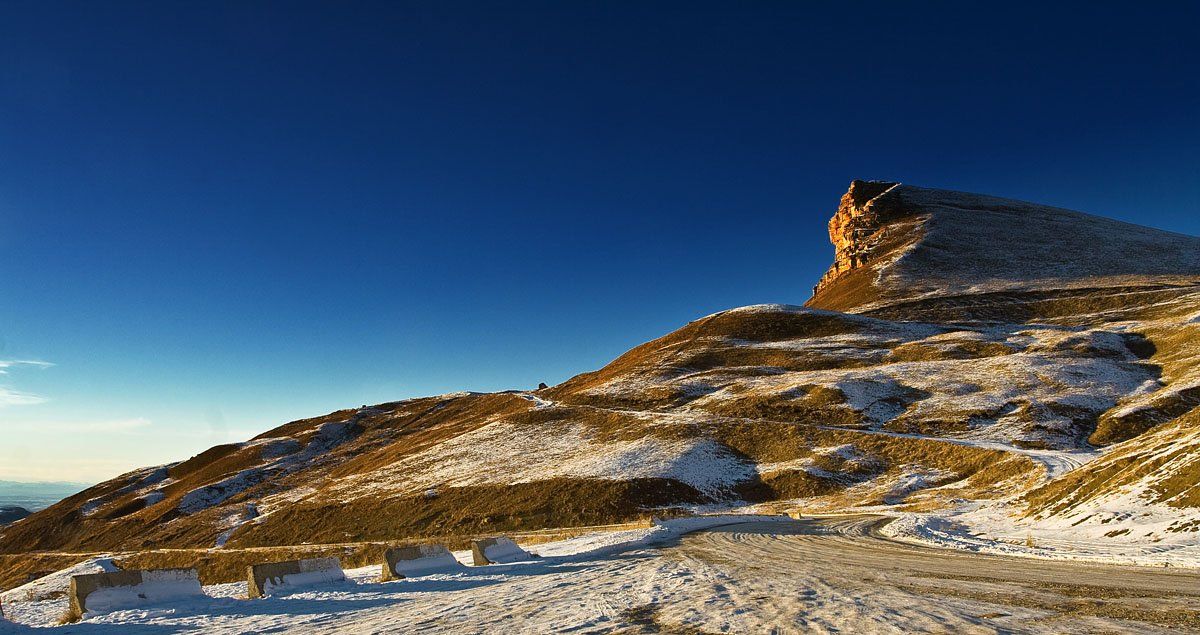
xmin=381 ymin=544 xmax=465 ymax=581
xmin=68 ymin=568 xmax=202 ymax=619
xmin=247 ymin=557 xmax=344 ymax=599
xmin=470 ymin=537 xmax=535 ymax=565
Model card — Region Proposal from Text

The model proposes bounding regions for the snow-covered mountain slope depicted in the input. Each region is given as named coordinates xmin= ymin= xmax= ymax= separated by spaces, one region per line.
xmin=3 ymin=181 xmax=1198 ymax=582
xmin=808 ymin=180 xmax=1200 ymax=313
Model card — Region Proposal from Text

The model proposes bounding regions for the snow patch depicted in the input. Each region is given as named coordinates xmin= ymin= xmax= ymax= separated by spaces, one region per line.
xmin=335 ymin=420 xmax=758 ymax=500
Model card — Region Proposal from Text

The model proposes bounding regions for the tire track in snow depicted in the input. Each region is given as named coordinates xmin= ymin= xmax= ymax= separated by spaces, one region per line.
xmin=310 ymin=516 xmax=1199 ymax=634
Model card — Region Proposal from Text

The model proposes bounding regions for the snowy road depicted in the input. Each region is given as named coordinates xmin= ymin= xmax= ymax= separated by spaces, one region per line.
xmin=14 ymin=516 xmax=1200 ymax=634
xmin=279 ymin=516 xmax=1200 ymax=634
xmin=670 ymin=517 xmax=1200 ymax=633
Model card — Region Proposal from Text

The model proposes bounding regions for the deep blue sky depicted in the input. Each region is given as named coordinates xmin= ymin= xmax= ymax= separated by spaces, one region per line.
xmin=1 ymin=1 xmax=1197 ymax=481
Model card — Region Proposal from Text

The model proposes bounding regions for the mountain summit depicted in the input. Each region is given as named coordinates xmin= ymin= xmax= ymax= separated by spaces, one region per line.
xmin=808 ymin=180 xmax=1200 ymax=312
xmin=3 ymin=181 xmax=1199 ymax=585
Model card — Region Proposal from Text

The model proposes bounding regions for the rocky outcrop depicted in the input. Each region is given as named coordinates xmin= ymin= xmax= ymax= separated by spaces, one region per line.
xmin=811 ymin=180 xmax=906 ymax=297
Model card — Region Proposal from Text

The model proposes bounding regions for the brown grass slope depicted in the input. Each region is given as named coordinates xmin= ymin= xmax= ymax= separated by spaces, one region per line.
xmin=0 ymin=301 xmax=1044 ymax=568
xmin=3 ymin=180 xmax=1199 ymax=590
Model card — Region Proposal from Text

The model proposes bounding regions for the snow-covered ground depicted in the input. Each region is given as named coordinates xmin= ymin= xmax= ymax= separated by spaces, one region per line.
xmin=0 ymin=516 xmax=777 ymax=631
xmin=329 ymin=417 xmax=760 ymax=501
xmin=884 ymin=500 xmax=1200 ymax=569
xmin=4 ymin=514 xmax=1196 ymax=634
xmin=881 ymin=420 xmax=1200 ymax=570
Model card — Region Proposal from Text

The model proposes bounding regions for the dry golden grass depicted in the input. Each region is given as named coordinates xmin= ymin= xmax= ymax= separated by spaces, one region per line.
xmin=1089 ymin=313 xmax=1200 ymax=445
xmin=547 ymin=308 xmax=884 ymax=401
xmin=696 ymin=392 xmax=865 ymax=428
xmin=886 ymin=340 xmax=1015 ymax=363
xmin=807 ymin=213 xmax=927 ymax=314
xmin=226 ymin=478 xmax=701 ymax=549
xmin=3 ymin=260 xmax=1195 ymax=593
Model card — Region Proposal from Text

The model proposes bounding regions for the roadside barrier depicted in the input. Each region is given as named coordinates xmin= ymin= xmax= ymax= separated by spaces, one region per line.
xmin=470 ymin=537 xmax=535 ymax=565
xmin=246 ymin=557 xmax=344 ymax=599
xmin=68 ymin=568 xmax=202 ymax=619
xmin=381 ymin=544 xmax=465 ymax=581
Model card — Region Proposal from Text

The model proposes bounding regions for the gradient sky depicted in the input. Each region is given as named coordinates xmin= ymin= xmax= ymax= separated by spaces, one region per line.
xmin=1 ymin=2 xmax=1197 ymax=483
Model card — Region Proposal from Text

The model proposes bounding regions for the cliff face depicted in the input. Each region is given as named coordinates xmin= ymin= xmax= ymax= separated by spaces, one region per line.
xmin=812 ymin=180 xmax=909 ymax=296
xmin=807 ymin=180 xmax=927 ymax=312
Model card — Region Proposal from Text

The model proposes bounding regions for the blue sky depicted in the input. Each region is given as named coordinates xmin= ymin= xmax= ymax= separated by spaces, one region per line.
xmin=1 ymin=2 xmax=1197 ymax=482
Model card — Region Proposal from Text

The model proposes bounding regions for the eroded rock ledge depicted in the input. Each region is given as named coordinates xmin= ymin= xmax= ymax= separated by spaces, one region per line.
xmin=812 ymin=180 xmax=909 ymax=296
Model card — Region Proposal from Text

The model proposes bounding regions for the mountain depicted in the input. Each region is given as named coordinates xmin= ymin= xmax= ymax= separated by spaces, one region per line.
xmin=0 ymin=507 xmax=29 ymax=527
xmin=808 ymin=180 xmax=1200 ymax=312
xmin=3 ymin=181 xmax=1198 ymax=570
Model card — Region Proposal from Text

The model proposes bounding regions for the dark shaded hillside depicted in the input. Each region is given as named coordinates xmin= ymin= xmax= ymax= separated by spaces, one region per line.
xmin=0 ymin=506 xmax=29 ymax=527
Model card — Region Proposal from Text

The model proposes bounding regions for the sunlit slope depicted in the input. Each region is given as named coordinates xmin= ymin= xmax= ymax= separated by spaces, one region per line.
xmin=0 ymin=312 xmax=1038 ymax=552
xmin=3 ymin=181 xmax=1198 ymax=569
